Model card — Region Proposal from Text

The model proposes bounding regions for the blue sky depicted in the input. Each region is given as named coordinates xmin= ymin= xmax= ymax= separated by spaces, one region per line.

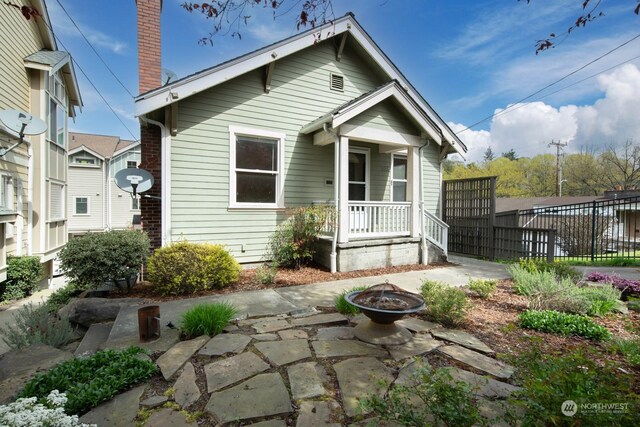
xmin=46 ymin=0 xmax=640 ymax=161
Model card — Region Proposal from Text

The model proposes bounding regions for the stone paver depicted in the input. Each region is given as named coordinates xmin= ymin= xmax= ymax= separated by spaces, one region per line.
xmin=205 ymin=351 xmax=270 ymax=392
xmin=287 ymin=362 xmax=327 ymax=400
xmin=388 ymin=334 xmax=442 ymax=360
xmin=431 ymin=328 xmax=494 ymax=354
xmin=156 ymin=335 xmax=209 ymax=380
xmin=145 ymin=407 xmax=197 ymax=426
xmin=205 ymin=373 xmax=292 ymax=423
xmin=296 ymin=400 xmax=342 ymax=427
xmin=199 ymin=333 xmax=251 ymax=356
xmin=252 ymin=318 xmax=292 ymax=333
xmin=174 ymin=362 xmax=201 ymax=407
xmin=247 ymin=421 xmax=287 ymax=427
xmin=439 ymin=345 xmax=514 ymax=379
xmin=394 ymin=357 xmax=431 ymax=387
xmin=291 ymin=313 xmax=347 ymax=327
xmin=252 ymin=333 xmax=279 ymax=341
xmin=443 ymin=367 xmax=521 ymax=398
xmin=79 ymin=385 xmax=145 ymax=425
xmin=396 ymin=317 xmax=440 ymax=333
xmin=278 ymin=329 xmax=308 ymax=340
xmin=316 ymin=326 xmax=355 ymax=340
xmin=334 ymin=357 xmax=394 ymax=417
xmin=74 ymin=322 xmax=113 ymax=357
xmin=255 ymin=339 xmax=312 ymax=366
xmin=140 ymin=395 xmax=168 ymax=408
xmin=312 ymin=340 xmax=388 ymax=358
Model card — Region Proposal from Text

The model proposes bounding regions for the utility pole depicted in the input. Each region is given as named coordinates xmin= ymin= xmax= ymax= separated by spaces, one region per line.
xmin=549 ymin=140 xmax=567 ymax=197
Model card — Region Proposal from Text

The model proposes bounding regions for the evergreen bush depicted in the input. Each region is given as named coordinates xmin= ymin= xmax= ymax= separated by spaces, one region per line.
xmin=0 ymin=256 xmax=42 ymax=301
xmin=420 ymin=280 xmax=468 ymax=327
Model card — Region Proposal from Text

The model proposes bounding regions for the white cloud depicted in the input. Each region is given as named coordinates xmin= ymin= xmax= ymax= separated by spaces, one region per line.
xmin=452 ymin=64 xmax=640 ymax=162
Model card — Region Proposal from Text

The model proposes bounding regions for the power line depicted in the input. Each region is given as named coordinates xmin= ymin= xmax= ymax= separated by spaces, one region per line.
xmin=456 ymin=32 xmax=640 ymax=135
xmin=55 ymin=0 xmax=135 ymax=98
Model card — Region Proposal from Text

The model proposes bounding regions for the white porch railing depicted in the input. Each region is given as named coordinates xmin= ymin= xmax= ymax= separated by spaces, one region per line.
xmin=348 ymin=202 xmax=411 ymax=238
xmin=424 ymin=210 xmax=449 ymax=255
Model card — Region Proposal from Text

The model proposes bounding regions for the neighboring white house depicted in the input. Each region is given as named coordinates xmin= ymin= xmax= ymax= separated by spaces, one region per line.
xmin=0 ymin=0 xmax=82 ymax=282
xmin=134 ymin=4 xmax=466 ymax=272
xmin=67 ymin=132 xmax=140 ymax=236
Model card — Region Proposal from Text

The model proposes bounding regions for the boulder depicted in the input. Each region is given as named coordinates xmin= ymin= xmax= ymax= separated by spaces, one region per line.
xmin=58 ymin=297 xmax=143 ymax=327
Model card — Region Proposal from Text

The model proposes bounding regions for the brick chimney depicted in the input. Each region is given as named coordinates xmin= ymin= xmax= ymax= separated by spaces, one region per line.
xmin=136 ymin=0 xmax=162 ymax=94
xmin=136 ymin=0 xmax=163 ymax=250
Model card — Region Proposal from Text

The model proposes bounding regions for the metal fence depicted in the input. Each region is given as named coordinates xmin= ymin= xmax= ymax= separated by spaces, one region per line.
xmin=509 ymin=196 xmax=640 ymax=261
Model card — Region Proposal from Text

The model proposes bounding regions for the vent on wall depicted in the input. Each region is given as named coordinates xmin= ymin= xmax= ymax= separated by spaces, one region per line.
xmin=330 ymin=73 xmax=344 ymax=92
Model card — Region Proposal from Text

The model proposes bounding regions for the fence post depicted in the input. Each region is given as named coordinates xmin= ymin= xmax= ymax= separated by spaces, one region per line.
xmin=590 ymin=201 xmax=597 ymax=262
xmin=489 ymin=177 xmax=496 ymax=260
xmin=547 ymin=229 xmax=555 ymax=262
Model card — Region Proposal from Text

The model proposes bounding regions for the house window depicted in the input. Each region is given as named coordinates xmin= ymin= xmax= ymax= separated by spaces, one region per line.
xmin=229 ymin=126 xmax=285 ymax=208
xmin=131 ymin=196 xmax=140 ymax=210
xmin=392 ymin=154 xmax=407 ymax=202
xmin=46 ymin=73 xmax=67 ymax=148
xmin=1 ymin=175 xmax=14 ymax=238
xmin=49 ymin=182 xmax=65 ymax=220
xmin=127 ymin=160 xmax=137 ymax=168
xmin=74 ymin=157 xmax=95 ymax=165
xmin=74 ymin=197 xmax=89 ymax=215
xmin=348 ymin=147 xmax=369 ymax=201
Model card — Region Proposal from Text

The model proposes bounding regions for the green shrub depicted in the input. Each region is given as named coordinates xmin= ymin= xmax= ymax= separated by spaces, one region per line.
xmin=268 ymin=206 xmax=330 ymax=269
xmin=58 ymin=230 xmax=149 ymax=291
xmin=180 ymin=302 xmax=237 ymax=338
xmin=518 ymin=310 xmax=611 ymax=341
xmin=45 ymin=284 xmax=81 ymax=312
xmin=0 ymin=303 xmax=74 ymax=350
xmin=254 ymin=263 xmax=277 ymax=285
xmin=19 ymin=347 xmax=157 ymax=415
xmin=577 ymin=284 xmax=621 ymax=317
xmin=607 ymin=337 xmax=640 ymax=366
xmin=420 ymin=280 xmax=468 ymax=327
xmin=147 ymin=241 xmax=240 ymax=295
xmin=517 ymin=258 xmax=581 ymax=281
xmin=361 ymin=366 xmax=486 ymax=427
xmin=507 ymin=345 xmax=640 ymax=427
xmin=468 ymin=278 xmax=497 ymax=298
xmin=0 ymin=256 xmax=43 ymax=301
xmin=334 ymin=285 xmax=368 ymax=315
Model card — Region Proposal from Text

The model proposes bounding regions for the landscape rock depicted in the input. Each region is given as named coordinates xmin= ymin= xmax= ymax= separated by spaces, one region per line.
xmin=394 ymin=357 xmax=431 ymax=387
xmin=255 ymin=339 xmax=312 ymax=366
xmin=174 ymin=362 xmax=201 ymax=408
xmin=199 ymin=333 xmax=251 ymax=356
xmin=291 ymin=313 xmax=347 ymax=327
xmin=278 ymin=329 xmax=308 ymax=340
xmin=140 ymin=395 xmax=168 ymax=408
xmin=438 ymin=345 xmax=514 ymax=379
xmin=396 ymin=317 xmax=440 ymax=333
xmin=316 ymin=326 xmax=355 ymax=340
xmin=59 ymin=297 xmax=142 ymax=328
xmin=442 ymin=367 xmax=521 ymax=398
xmin=156 ymin=335 xmax=209 ymax=380
xmin=296 ymin=400 xmax=342 ymax=427
xmin=74 ymin=322 xmax=113 ymax=357
xmin=251 ymin=333 xmax=279 ymax=341
xmin=312 ymin=340 xmax=388 ymax=358
xmin=205 ymin=373 xmax=292 ymax=423
xmin=287 ymin=362 xmax=327 ymax=400
xmin=144 ymin=407 xmax=197 ymax=426
xmin=205 ymin=351 xmax=269 ymax=392
xmin=252 ymin=318 xmax=292 ymax=333
xmin=387 ymin=334 xmax=441 ymax=360
xmin=431 ymin=328 xmax=494 ymax=354
xmin=334 ymin=357 xmax=393 ymax=417
xmin=79 ymin=385 xmax=146 ymax=425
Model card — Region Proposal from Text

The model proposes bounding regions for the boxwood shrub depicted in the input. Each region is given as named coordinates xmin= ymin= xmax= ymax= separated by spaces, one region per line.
xmin=518 ymin=310 xmax=611 ymax=341
xmin=147 ymin=241 xmax=240 ymax=295
xmin=0 ymin=256 xmax=43 ymax=301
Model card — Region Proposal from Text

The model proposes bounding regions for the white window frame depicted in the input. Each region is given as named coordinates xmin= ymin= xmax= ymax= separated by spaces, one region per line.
xmin=127 ymin=160 xmax=138 ymax=168
xmin=46 ymin=72 xmax=67 ymax=149
xmin=348 ymin=146 xmax=370 ymax=201
xmin=72 ymin=156 xmax=97 ymax=167
xmin=229 ymin=126 xmax=285 ymax=209
xmin=49 ymin=181 xmax=66 ymax=221
xmin=1 ymin=175 xmax=15 ymax=239
xmin=73 ymin=196 xmax=90 ymax=216
xmin=391 ymin=154 xmax=407 ymax=202
xmin=131 ymin=195 xmax=140 ymax=211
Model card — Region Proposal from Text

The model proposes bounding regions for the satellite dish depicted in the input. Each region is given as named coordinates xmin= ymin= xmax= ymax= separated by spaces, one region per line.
xmin=0 ymin=109 xmax=47 ymax=157
xmin=114 ymin=167 xmax=154 ymax=198
xmin=162 ymin=68 xmax=177 ymax=85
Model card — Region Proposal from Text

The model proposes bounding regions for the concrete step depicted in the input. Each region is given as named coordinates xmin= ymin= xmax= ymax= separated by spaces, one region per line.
xmin=75 ymin=322 xmax=114 ymax=357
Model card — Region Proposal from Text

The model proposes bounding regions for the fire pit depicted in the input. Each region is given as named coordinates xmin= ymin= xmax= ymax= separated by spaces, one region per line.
xmin=345 ymin=282 xmax=425 ymax=345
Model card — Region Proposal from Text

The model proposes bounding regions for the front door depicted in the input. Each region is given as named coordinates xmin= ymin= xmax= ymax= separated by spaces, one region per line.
xmin=348 ymin=148 xmax=369 ymax=201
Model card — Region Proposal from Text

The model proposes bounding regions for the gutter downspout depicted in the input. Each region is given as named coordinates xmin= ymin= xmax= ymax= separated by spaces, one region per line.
xmin=419 ymin=138 xmax=430 ymax=265
xmin=27 ymin=140 xmax=33 ymax=256
xmin=324 ymin=123 xmax=339 ymax=273
xmin=104 ymin=157 xmax=109 ymax=230
xmin=139 ymin=116 xmax=170 ymax=247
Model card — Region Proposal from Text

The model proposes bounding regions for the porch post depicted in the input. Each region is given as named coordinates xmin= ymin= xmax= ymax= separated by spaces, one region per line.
xmin=409 ymin=146 xmax=421 ymax=237
xmin=338 ymin=136 xmax=350 ymax=243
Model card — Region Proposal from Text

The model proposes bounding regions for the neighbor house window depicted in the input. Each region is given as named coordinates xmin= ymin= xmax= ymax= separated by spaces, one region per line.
xmin=229 ymin=126 xmax=285 ymax=208
xmin=127 ymin=160 xmax=137 ymax=168
xmin=73 ymin=157 xmax=95 ymax=165
xmin=131 ymin=196 xmax=140 ymax=210
xmin=49 ymin=182 xmax=65 ymax=220
xmin=46 ymin=72 xmax=67 ymax=148
xmin=74 ymin=197 xmax=89 ymax=215
xmin=1 ymin=175 xmax=15 ymax=238
xmin=392 ymin=154 xmax=407 ymax=202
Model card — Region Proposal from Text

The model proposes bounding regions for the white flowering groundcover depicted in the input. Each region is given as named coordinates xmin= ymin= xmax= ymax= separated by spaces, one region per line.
xmin=0 ymin=390 xmax=95 ymax=427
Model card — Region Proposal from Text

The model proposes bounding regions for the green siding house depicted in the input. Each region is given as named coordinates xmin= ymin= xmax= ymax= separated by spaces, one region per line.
xmin=134 ymin=5 xmax=466 ymax=272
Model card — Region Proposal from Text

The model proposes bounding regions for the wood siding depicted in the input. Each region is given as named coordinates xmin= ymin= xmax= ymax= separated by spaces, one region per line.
xmin=68 ymin=162 xmax=104 ymax=232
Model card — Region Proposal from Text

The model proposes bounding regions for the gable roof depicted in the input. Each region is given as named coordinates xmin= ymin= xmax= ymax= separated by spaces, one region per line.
xmin=69 ymin=132 xmax=139 ymax=159
xmin=134 ymin=13 xmax=466 ymax=155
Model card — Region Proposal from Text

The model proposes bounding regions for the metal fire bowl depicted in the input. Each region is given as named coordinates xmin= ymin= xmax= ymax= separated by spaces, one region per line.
xmin=345 ymin=290 xmax=425 ymax=324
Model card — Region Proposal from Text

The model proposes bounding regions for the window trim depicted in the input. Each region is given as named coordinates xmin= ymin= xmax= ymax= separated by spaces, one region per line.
xmin=131 ymin=195 xmax=140 ymax=212
xmin=127 ymin=160 xmax=138 ymax=169
xmin=391 ymin=154 xmax=407 ymax=202
xmin=1 ymin=174 xmax=15 ymax=239
xmin=49 ymin=181 xmax=66 ymax=221
xmin=229 ymin=126 xmax=285 ymax=209
xmin=73 ymin=196 xmax=90 ymax=216
xmin=348 ymin=146 xmax=370 ymax=201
